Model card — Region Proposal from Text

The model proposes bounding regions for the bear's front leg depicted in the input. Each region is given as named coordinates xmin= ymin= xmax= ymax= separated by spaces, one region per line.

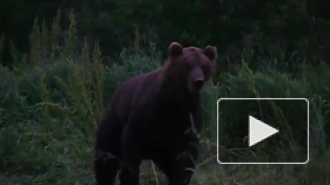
xmin=118 ymin=118 xmax=143 ymax=185
xmin=169 ymin=141 xmax=199 ymax=185
xmin=190 ymin=95 xmax=203 ymax=133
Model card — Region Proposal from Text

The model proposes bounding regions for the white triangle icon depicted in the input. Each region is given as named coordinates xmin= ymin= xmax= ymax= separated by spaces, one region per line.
xmin=249 ymin=115 xmax=279 ymax=147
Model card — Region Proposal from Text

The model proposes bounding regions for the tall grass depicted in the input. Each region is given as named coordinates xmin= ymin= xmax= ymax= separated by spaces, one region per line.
xmin=0 ymin=10 xmax=329 ymax=185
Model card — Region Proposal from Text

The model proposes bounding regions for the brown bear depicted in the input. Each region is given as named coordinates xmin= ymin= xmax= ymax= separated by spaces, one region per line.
xmin=93 ymin=42 xmax=217 ymax=185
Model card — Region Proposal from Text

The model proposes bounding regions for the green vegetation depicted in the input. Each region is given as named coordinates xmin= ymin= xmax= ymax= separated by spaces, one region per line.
xmin=0 ymin=9 xmax=329 ymax=185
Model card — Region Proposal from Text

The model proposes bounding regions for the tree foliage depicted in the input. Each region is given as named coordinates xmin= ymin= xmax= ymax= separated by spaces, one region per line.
xmin=1 ymin=0 xmax=330 ymax=69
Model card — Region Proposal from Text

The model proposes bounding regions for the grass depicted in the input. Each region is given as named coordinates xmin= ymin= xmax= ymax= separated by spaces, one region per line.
xmin=0 ymin=10 xmax=330 ymax=185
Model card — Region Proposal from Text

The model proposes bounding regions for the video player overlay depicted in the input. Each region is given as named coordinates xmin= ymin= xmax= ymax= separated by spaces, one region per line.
xmin=217 ymin=98 xmax=309 ymax=164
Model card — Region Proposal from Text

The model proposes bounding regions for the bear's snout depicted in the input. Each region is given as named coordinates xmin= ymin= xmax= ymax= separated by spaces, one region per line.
xmin=194 ymin=78 xmax=204 ymax=90
xmin=189 ymin=67 xmax=205 ymax=92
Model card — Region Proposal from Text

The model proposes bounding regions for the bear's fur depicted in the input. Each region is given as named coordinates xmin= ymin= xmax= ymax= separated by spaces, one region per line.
xmin=93 ymin=42 xmax=217 ymax=185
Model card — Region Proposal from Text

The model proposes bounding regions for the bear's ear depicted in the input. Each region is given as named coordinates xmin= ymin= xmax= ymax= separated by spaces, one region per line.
xmin=168 ymin=42 xmax=183 ymax=57
xmin=203 ymin=45 xmax=217 ymax=62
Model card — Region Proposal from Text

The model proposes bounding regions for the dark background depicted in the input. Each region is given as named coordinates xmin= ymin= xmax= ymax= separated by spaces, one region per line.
xmin=1 ymin=0 xmax=330 ymax=71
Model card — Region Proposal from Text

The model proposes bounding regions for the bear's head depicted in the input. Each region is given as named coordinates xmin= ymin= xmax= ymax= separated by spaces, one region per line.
xmin=163 ymin=42 xmax=217 ymax=94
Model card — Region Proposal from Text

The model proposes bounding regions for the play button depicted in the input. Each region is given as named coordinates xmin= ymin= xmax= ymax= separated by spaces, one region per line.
xmin=249 ymin=115 xmax=279 ymax=147
xmin=217 ymin=98 xmax=309 ymax=164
